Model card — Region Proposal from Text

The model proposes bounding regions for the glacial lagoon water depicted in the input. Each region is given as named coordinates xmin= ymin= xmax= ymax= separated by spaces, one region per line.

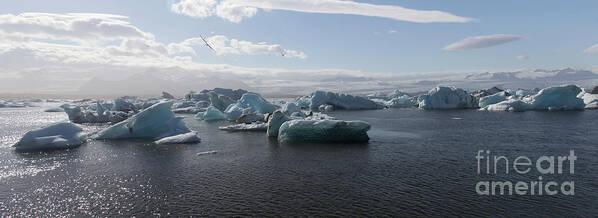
xmin=1 ymin=104 xmax=597 ymax=217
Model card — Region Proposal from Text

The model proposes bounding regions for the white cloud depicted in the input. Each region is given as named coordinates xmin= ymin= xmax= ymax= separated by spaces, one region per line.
xmin=168 ymin=35 xmax=307 ymax=58
xmin=443 ymin=34 xmax=523 ymax=51
xmin=583 ymin=44 xmax=598 ymax=54
xmin=171 ymin=0 xmax=474 ymax=23
xmin=516 ymin=55 xmax=529 ymax=60
xmin=0 ymin=13 xmax=153 ymax=44
xmin=388 ymin=30 xmax=398 ymax=34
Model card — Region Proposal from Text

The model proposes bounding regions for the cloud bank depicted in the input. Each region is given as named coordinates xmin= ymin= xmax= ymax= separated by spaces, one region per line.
xmin=443 ymin=34 xmax=522 ymax=51
xmin=170 ymin=35 xmax=306 ymax=58
xmin=171 ymin=0 xmax=474 ymax=23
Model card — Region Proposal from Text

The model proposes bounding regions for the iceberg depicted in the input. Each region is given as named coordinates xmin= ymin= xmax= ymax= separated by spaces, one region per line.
xmin=579 ymin=92 xmax=598 ymax=109
xmin=95 ymin=101 xmax=192 ymax=140
xmin=267 ymin=110 xmax=293 ymax=137
xmin=278 ymin=120 xmax=371 ymax=143
xmin=591 ymin=86 xmax=598 ymax=94
xmin=162 ymin=91 xmax=175 ymax=99
xmin=318 ymin=104 xmax=334 ymax=112
xmin=480 ymin=99 xmax=531 ymax=112
xmin=301 ymin=90 xmax=383 ymax=111
xmin=478 ymin=91 xmax=509 ymax=108
xmin=61 ymin=103 xmax=129 ymax=124
xmin=14 ymin=122 xmax=84 ymax=151
xmin=44 ymin=107 xmax=64 ymax=112
xmin=385 ymin=95 xmax=415 ymax=108
xmin=528 ymin=85 xmax=584 ymax=110
xmin=195 ymin=106 xmax=226 ymax=121
xmin=208 ymin=92 xmax=235 ymax=111
xmin=219 ymin=123 xmax=268 ymax=132
xmin=281 ymin=102 xmax=302 ymax=116
xmin=112 ymin=97 xmax=137 ymax=113
xmin=224 ymin=93 xmax=278 ymax=121
xmin=236 ymin=113 xmax=265 ymax=124
xmin=481 ymin=85 xmax=585 ymax=111
xmin=155 ymin=132 xmax=201 ymax=144
xmin=417 ymin=86 xmax=477 ymax=110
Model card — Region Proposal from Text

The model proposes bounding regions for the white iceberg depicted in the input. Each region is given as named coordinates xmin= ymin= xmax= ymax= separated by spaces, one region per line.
xmin=301 ymin=91 xmax=383 ymax=111
xmin=281 ymin=102 xmax=302 ymax=115
xmin=480 ymin=99 xmax=531 ymax=112
xmin=219 ymin=123 xmax=268 ymax=132
xmin=195 ymin=106 xmax=226 ymax=121
xmin=267 ymin=110 xmax=293 ymax=137
xmin=155 ymin=132 xmax=201 ymax=144
xmin=417 ymin=86 xmax=477 ymax=110
xmin=478 ymin=91 xmax=509 ymax=108
xmin=278 ymin=120 xmax=371 ymax=143
xmin=579 ymin=92 xmax=598 ymax=109
xmin=224 ymin=93 xmax=278 ymax=120
xmin=95 ymin=101 xmax=192 ymax=140
xmin=385 ymin=95 xmax=415 ymax=108
xmin=482 ymin=85 xmax=585 ymax=111
xmin=14 ymin=122 xmax=84 ymax=151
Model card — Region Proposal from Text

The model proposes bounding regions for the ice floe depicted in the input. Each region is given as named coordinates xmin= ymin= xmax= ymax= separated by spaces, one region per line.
xmin=219 ymin=122 xmax=268 ymax=132
xmin=95 ymin=101 xmax=195 ymax=142
xmin=278 ymin=120 xmax=371 ymax=143
xmin=155 ymin=132 xmax=201 ymax=144
xmin=299 ymin=90 xmax=383 ymax=111
xmin=14 ymin=122 xmax=84 ymax=151
xmin=195 ymin=106 xmax=227 ymax=121
xmin=417 ymin=86 xmax=477 ymax=110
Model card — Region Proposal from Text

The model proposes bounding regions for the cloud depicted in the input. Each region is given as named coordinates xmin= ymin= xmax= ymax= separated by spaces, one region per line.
xmin=388 ymin=30 xmax=398 ymax=34
xmin=443 ymin=34 xmax=523 ymax=51
xmin=0 ymin=13 xmax=153 ymax=44
xmin=171 ymin=0 xmax=474 ymax=23
xmin=168 ymin=35 xmax=306 ymax=58
xmin=583 ymin=44 xmax=598 ymax=54
xmin=516 ymin=55 xmax=529 ymax=60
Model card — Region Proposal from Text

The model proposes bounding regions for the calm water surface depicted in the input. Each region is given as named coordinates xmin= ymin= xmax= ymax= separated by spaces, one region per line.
xmin=1 ymin=104 xmax=597 ymax=217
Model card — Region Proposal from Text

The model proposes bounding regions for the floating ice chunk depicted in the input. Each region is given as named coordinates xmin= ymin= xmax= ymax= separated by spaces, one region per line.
xmin=302 ymin=91 xmax=383 ymax=111
xmin=482 ymin=85 xmax=585 ymax=111
xmin=236 ymin=113 xmax=265 ymax=124
xmin=480 ymin=99 xmax=531 ymax=112
xmin=112 ymin=97 xmax=137 ymax=112
xmin=155 ymin=132 xmax=201 ymax=144
xmin=281 ymin=102 xmax=302 ymax=115
xmin=385 ymin=95 xmax=415 ymax=108
xmin=197 ymin=150 xmax=218 ymax=156
xmin=318 ymin=104 xmax=334 ymax=112
xmin=478 ymin=91 xmax=509 ymax=108
xmin=14 ymin=122 xmax=84 ymax=151
xmin=579 ymin=92 xmax=598 ymax=109
xmin=95 ymin=101 xmax=192 ymax=140
xmin=528 ymin=85 xmax=584 ymax=110
xmin=219 ymin=122 xmax=268 ymax=132
xmin=196 ymin=106 xmax=226 ymax=121
xmin=417 ymin=86 xmax=477 ymax=110
xmin=278 ymin=120 xmax=371 ymax=143
xmin=162 ymin=91 xmax=175 ymax=99
xmin=267 ymin=110 xmax=293 ymax=137
xmin=44 ymin=107 xmax=64 ymax=112
xmin=209 ymin=92 xmax=236 ymax=111
xmin=225 ymin=93 xmax=278 ymax=120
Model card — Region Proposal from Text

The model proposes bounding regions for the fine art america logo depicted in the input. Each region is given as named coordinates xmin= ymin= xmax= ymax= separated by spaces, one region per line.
xmin=475 ymin=150 xmax=576 ymax=196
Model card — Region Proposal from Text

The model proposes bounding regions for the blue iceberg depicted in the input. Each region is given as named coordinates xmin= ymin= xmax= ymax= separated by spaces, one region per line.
xmin=278 ymin=120 xmax=371 ymax=143
xmin=14 ymin=122 xmax=84 ymax=151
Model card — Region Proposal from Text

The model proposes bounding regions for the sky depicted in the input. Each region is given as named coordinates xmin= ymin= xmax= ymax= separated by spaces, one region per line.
xmin=0 ymin=0 xmax=597 ymax=94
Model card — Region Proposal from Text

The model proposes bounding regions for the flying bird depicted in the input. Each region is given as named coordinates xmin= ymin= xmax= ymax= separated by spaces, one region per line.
xmin=199 ymin=34 xmax=216 ymax=53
